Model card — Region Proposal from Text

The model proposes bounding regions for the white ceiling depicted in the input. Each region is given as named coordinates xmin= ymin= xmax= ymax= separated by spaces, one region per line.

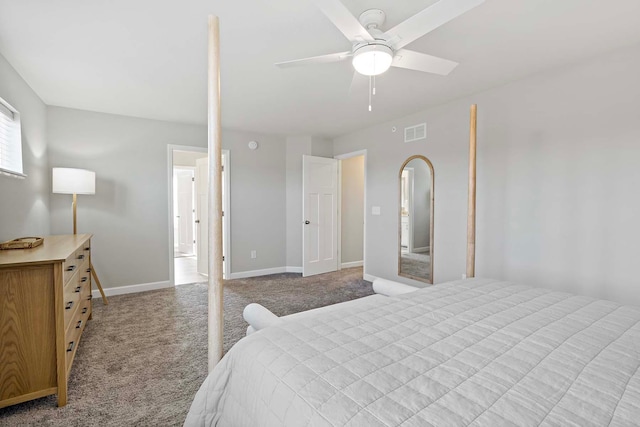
xmin=1 ymin=0 xmax=640 ymax=137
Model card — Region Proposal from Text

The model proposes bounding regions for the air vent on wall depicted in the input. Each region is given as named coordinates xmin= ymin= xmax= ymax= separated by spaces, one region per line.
xmin=404 ymin=123 xmax=426 ymax=143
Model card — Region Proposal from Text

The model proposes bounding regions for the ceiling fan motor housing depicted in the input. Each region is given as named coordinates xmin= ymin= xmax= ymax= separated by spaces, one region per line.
xmin=359 ymin=9 xmax=386 ymax=30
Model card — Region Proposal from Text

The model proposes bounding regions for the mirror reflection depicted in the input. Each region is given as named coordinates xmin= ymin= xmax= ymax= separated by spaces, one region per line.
xmin=399 ymin=156 xmax=434 ymax=283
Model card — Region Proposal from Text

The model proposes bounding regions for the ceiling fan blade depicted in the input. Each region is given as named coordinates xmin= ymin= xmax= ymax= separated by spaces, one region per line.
xmin=312 ymin=0 xmax=374 ymax=42
xmin=348 ymin=71 xmax=368 ymax=98
xmin=275 ymin=51 xmax=352 ymax=68
xmin=392 ymin=49 xmax=458 ymax=75
xmin=385 ymin=0 xmax=484 ymax=50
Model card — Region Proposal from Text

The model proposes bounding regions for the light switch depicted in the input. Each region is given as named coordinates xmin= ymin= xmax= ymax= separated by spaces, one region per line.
xmin=371 ymin=206 xmax=381 ymax=216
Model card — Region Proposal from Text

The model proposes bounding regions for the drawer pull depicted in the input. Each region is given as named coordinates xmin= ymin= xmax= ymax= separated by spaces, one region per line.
xmin=65 ymin=301 xmax=74 ymax=310
xmin=86 ymin=268 xmax=92 ymax=273
xmin=75 ymin=286 xmax=81 ymax=293
xmin=84 ymin=247 xmax=90 ymax=251
xmin=77 ymin=254 xmax=85 ymax=260
xmin=82 ymin=307 xmax=88 ymax=314
xmin=76 ymin=320 xmax=83 ymax=329
xmin=66 ymin=265 xmax=76 ymax=272
xmin=67 ymin=341 xmax=75 ymax=352
xmin=87 ymin=295 xmax=93 ymax=301
xmin=81 ymin=277 xmax=88 ymax=283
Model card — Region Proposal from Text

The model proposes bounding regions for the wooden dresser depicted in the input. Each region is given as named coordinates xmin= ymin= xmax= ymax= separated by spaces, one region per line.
xmin=0 ymin=234 xmax=93 ymax=408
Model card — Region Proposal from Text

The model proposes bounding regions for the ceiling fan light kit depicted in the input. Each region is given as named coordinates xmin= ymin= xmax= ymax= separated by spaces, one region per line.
xmin=352 ymin=44 xmax=393 ymax=76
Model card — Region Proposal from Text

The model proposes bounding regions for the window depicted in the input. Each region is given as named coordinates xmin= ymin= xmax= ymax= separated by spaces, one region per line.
xmin=0 ymin=96 xmax=24 ymax=178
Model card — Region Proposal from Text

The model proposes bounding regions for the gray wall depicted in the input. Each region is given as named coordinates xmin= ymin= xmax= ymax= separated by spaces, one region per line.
xmin=48 ymin=107 xmax=286 ymax=287
xmin=333 ymin=43 xmax=640 ymax=306
xmin=173 ymin=150 xmax=206 ymax=167
xmin=48 ymin=107 xmax=207 ymax=288
xmin=0 ymin=54 xmax=49 ymax=240
xmin=340 ymin=155 xmax=364 ymax=264
xmin=224 ymin=131 xmax=286 ymax=273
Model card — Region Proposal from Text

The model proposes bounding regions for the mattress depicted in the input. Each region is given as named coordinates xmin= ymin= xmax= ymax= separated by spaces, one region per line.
xmin=185 ymin=278 xmax=640 ymax=426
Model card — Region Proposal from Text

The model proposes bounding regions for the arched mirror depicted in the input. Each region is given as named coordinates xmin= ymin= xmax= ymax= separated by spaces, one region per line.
xmin=398 ymin=155 xmax=434 ymax=283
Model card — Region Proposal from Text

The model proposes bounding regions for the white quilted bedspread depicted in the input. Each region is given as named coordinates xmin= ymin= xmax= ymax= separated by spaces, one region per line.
xmin=185 ymin=278 xmax=640 ymax=426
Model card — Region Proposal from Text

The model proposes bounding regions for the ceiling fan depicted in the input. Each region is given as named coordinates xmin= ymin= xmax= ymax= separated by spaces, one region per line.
xmin=276 ymin=0 xmax=484 ymax=108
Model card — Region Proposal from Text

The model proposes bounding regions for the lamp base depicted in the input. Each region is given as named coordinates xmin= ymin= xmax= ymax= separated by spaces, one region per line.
xmin=91 ymin=262 xmax=109 ymax=305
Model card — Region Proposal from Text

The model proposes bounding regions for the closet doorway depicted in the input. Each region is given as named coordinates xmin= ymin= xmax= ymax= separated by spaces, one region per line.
xmin=335 ymin=150 xmax=367 ymax=277
xmin=168 ymin=146 xmax=230 ymax=286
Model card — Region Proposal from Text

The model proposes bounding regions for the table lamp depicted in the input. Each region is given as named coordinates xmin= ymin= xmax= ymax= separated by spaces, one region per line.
xmin=52 ymin=167 xmax=108 ymax=304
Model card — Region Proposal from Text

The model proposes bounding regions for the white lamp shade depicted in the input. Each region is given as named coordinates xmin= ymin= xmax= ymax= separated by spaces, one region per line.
xmin=352 ymin=44 xmax=393 ymax=76
xmin=52 ymin=168 xmax=96 ymax=195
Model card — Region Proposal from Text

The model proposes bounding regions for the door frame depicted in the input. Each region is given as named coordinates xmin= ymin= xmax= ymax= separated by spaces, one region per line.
xmin=167 ymin=145 xmax=231 ymax=285
xmin=334 ymin=149 xmax=367 ymax=277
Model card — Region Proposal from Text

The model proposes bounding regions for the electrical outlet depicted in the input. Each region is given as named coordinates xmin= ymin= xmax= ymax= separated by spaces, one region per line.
xmin=251 ymin=250 xmax=257 ymax=259
xmin=462 ymin=274 xmax=467 ymax=279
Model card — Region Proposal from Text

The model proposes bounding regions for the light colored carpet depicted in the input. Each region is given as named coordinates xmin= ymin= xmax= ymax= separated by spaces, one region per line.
xmin=0 ymin=267 xmax=372 ymax=426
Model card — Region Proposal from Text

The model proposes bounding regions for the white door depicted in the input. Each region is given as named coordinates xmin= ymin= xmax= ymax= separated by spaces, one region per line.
xmin=195 ymin=158 xmax=209 ymax=276
xmin=195 ymin=155 xmax=229 ymax=278
xmin=303 ymin=155 xmax=338 ymax=277
xmin=176 ymin=169 xmax=195 ymax=254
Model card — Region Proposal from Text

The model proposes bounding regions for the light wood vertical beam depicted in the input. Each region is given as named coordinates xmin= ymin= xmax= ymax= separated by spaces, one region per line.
xmin=207 ymin=15 xmax=224 ymax=371
xmin=72 ymin=193 xmax=77 ymax=235
xmin=466 ymin=104 xmax=477 ymax=278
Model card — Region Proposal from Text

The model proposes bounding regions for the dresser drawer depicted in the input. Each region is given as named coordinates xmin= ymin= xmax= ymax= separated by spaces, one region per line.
xmin=65 ymin=299 xmax=91 ymax=376
xmin=64 ymin=316 xmax=82 ymax=375
xmin=62 ymin=257 xmax=79 ymax=285
xmin=63 ymin=247 xmax=87 ymax=285
xmin=63 ymin=283 xmax=81 ymax=328
xmin=65 ymin=258 xmax=90 ymax=291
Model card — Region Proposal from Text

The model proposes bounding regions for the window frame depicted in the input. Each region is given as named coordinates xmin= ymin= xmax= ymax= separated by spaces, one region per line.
xmin=0 ymin=96 xmax=25 ymax=178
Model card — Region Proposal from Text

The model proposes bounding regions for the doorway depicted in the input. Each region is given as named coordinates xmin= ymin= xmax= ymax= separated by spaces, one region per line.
xmin=336 ymin=150 xmax=366 ymax=277
xmin=301 ymin=151 xmax=367 ymax=278
xmin=168 ymin=146 xmax=230 ymax=285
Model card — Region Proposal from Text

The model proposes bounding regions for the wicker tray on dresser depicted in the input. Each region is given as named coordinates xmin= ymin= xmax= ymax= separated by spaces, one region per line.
xmin=0 ymin=234 xmax=93 ymax=408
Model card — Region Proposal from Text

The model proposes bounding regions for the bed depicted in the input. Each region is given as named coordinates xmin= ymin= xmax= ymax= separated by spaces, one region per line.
xmin=185 ymin=278 xmax=640 ymax=426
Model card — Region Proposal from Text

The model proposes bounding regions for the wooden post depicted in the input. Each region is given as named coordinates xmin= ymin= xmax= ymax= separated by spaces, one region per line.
xmin=207 ymin=15 xmax=224 ymax=371
xmin=72 ymin=193 xmax=77 ymax=235
xmin=466 ymin=104 xmax=477 ymax=278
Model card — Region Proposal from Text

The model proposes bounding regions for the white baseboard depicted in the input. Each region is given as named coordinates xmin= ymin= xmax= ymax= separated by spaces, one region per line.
xmin=341 ymin=260 xmax=363 ymax=269
xmin=412 ymin=246 xmax=429 ymax=253
xmin=228 ymin=266 xmax=303 ymax=280
xmin=91 ymin=280 xmax=172 ymax=299
xmin=363 ymin=273 xmax=379 ymax=282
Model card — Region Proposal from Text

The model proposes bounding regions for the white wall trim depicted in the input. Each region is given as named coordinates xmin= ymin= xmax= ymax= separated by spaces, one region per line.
xmin=341 ymin=260 xmax=363 ymax=269
xmin=413 ymin=246 xmax=429 ymax=253
xmin=91 ymin=280 xmax=172 ymax=298
xmin=228 ymin=266 xmax=304 ymax=280
xmin=363 ymin=273 xmax=379 ymax=282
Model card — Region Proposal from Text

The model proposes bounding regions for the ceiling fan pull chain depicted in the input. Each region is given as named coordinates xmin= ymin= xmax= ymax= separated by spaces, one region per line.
xmin=372 ymin=54 xmax=377 ymax=95
xmin=368 ymin=75 xmax=372 ymax=111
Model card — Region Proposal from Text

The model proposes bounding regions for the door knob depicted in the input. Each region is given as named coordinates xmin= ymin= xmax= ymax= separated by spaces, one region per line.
xmin=195 ymin=220 xmax=200 ymax=224
xmin=304 ymin=220 xmax=310 ymax=225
